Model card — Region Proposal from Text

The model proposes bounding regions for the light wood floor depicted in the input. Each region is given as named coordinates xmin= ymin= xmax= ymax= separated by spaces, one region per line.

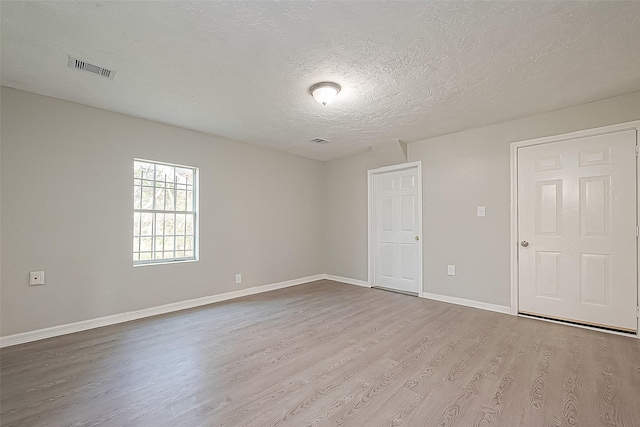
xmin=1 ymin=280 xmax=639 ymax=427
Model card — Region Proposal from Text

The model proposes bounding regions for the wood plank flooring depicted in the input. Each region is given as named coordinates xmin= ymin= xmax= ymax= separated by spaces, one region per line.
xmin=1 ymin=280 xmax=639 ymax=426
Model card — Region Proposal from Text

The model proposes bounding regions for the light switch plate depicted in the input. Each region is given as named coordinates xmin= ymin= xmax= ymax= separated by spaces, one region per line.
xmin=447 ymin=265 xmax=456 ymax=276
xmin=477 ymin=206 xmax=486 ymax=217
xmin=30 ymin=271 xmax=45 ymax=286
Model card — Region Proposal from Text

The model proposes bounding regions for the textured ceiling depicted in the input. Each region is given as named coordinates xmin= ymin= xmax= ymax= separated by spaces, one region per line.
xmin=1 ymin=1 xmax=640 ymax=161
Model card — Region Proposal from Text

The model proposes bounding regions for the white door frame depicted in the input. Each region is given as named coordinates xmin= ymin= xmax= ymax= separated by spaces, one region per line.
xmin=510 ymin=121 xmax=640 ymax=338
xmin=368 ymin=161 xmax=423 ymax=294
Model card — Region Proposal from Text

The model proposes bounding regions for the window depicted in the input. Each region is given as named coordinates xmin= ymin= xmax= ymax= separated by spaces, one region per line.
xmin=133 ymin=159 xmax=197 ymax=265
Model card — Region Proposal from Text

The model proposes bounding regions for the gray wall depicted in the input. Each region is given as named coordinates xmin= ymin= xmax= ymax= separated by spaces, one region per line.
xmin=325 ymin=91 xmax=640 ymax=307
xmin=323 ymin=151 xmax=377 ymax=280
xmin=3 ymin=86 xmax=640 ymax=337
xmin=1 ymin=87 xmax=324 ymax=336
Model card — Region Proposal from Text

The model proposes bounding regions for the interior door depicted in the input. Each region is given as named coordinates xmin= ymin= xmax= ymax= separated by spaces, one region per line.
xmin=518 ymin=129 xmax=637 ymax=332
xmin=374 ymin=167 xmax=420 ymax=294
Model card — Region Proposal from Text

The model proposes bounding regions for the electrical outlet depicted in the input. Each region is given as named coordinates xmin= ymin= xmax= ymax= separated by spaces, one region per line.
xmin=477 ymin=206 xmax=486 ymax=217
xmin=235 ymin=274 xmax=242 ymax=284
xmin=447 ymin=265 xmax=456 ymax=276
xmin=29 ymin=271 xmax=45 ymax=286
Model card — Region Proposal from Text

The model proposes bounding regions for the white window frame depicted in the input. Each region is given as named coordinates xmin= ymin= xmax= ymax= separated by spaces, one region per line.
xmin=133 ymin=158 xmax=199 ymax=266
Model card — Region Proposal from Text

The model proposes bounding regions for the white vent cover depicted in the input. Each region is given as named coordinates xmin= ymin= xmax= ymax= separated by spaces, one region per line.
xmin=310 ymin=138 xmax=331 ymax=144
xmin=68 ymin=56 xmax=116 ymax=80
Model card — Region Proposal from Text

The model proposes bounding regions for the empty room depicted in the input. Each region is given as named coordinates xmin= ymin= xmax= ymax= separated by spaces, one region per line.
xmin=1 ymin=1 xmax=639 ymax=426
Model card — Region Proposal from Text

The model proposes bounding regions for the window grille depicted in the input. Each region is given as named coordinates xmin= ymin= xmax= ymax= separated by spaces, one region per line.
xmin=133 ymin=159 xmax=197 ymax=265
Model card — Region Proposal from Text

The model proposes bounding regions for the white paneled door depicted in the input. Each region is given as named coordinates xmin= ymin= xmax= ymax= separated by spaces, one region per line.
xmin=373 ymin=166 xmax=421 ymax=294
xmin=518 ymin=129 xmax=637 ymax=332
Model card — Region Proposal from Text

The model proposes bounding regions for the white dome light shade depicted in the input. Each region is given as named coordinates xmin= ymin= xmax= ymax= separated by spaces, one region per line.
xmin=310 ymin=82 xmax=341 ymax=106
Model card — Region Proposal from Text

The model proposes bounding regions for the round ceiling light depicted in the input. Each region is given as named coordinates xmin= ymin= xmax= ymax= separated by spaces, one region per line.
xmin=309 ymin=82 xmax=341 ymax=106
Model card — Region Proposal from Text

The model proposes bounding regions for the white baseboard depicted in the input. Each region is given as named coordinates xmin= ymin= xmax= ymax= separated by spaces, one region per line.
xmin=323 ymin=277 xmax=510 ymax=317
xmin=420 ymin=292 xmax=511 ymax=315
xmin=0 ymin=276 xmax=512 ymax=348
xmin=0 ymin=274 xmax=325 ymax=348
xmin=324 ymin=274 xmax=371 ymax=288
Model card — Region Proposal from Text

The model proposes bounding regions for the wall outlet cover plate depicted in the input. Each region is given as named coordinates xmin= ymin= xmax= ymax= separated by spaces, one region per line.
xmin=29 ymin=271 xmax=45 ymax=285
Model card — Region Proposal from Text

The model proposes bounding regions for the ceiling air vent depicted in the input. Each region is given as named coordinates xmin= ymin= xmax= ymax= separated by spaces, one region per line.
xmin=68 ymin=56 xmax=116 ymax=80
xmin=310 ymin=138 xmax=331 ymax=144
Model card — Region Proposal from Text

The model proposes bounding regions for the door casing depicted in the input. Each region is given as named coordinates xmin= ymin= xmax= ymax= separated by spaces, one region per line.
xmin=368 ymin=161 xmax=423 ymax=294
xmin=510 ymin=121 xmax=640 ymax=338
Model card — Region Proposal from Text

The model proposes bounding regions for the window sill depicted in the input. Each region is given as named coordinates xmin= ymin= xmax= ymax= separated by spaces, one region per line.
xmin=133 ymin=258 xmax=198 ymax=267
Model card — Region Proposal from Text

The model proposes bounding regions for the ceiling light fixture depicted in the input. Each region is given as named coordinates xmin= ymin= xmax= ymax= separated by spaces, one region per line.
xmin=309 ymin=82 xmax=341 ymax=106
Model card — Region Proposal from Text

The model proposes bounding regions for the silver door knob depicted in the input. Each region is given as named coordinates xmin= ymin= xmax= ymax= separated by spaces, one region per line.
xmin=521 ymin=241 xmax=529 ymax=247
xmin=415 ymin=236 xmax=419 ymax=241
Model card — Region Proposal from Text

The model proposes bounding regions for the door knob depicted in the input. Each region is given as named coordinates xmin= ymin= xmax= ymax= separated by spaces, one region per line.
xmin=415 ymin=236 xmax=420 ymax=241
xmin=521 ymin=241 xmax=529 ymax=247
